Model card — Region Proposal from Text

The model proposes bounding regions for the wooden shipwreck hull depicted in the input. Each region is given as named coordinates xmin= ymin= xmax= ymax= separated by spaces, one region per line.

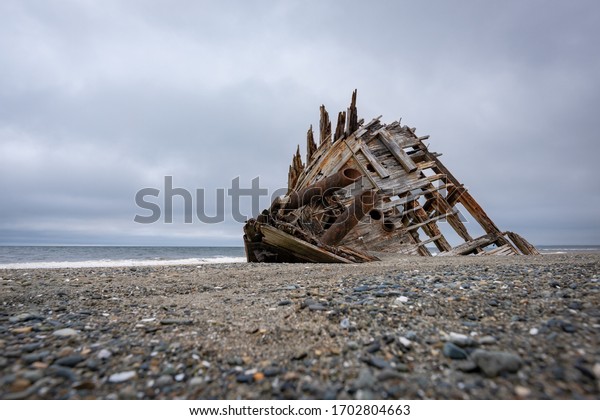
xmin=243 ymin=91 xmax=539 ymax=263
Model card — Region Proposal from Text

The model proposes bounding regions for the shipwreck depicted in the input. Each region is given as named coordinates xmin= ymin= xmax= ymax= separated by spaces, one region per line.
xmin=243 ymin=91 xmax=539 ymax=263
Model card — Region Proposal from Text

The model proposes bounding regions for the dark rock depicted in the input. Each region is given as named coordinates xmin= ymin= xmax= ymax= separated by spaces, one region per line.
xmin=360 ymin=355 xmax=390 ymax=369
xmin=443 ymin=342 xmax=468 ymax=360
xmin=365 ymin=341 xmax=381 ymax=354
xmin=277 ymin=300 xmax=292 ymax=306
xmin=235 ymin=373 xmax=254 ymax=383
xmin=160 ymin=318 xmax=193 ymax=325
xmin=561 ymin=322 xmax=576 ymax=333
xmin=471 ymin=350 xmax=522 ymax=377
xmin=55 ymin=355 xmax=85 ymax=367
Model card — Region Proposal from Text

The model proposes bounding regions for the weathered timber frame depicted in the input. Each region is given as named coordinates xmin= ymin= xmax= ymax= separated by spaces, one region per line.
xmin=243 ymin=90 xmax=539 ymax=263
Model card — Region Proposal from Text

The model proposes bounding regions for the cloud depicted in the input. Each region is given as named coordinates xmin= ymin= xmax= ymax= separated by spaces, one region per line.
xmin=1 ymin=0 xmax=599 ymax=245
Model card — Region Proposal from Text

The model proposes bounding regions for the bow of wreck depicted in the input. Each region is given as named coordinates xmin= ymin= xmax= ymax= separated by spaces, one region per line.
xmin=243 ymin=91 xmax=538 ymax=263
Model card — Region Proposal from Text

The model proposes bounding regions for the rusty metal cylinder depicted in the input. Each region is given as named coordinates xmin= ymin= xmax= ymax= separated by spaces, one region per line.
xmin=321 ymin=190 xmax=377 ymax=246
xmin=368 ymin=209 xmax=396 ymax=232
xmin=284 ymin=168 xmax=362 ymax=210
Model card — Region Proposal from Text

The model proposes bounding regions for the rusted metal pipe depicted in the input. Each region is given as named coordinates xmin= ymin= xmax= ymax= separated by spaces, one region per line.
xmin=321 ymin=190 xmax=377 ymax=246
xmin=368 ymin=209 xmax=396 ymax=232
xmin=283 ymin=168 xmax=362 ymax=210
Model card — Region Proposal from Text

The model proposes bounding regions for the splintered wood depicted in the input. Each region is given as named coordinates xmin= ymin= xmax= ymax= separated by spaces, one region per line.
xmin=244 ymin=90 xmax=539 ymax=263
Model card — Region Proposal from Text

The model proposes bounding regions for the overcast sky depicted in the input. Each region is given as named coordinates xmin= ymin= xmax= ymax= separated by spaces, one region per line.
xmin=1 ymin=0 xmax=599 ymax=247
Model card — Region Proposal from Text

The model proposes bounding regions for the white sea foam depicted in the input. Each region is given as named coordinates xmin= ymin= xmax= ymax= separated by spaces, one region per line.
xmin=0 ymin=256 xmax=246 ymax=269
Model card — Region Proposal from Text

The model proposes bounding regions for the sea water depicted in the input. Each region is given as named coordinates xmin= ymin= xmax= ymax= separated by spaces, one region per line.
xmin=0 ymin=246 xmax=246 ymax=269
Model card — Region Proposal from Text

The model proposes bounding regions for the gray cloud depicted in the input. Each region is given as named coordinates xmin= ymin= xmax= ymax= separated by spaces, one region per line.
xmin=1 ymin=0 xmax=599 ymax=246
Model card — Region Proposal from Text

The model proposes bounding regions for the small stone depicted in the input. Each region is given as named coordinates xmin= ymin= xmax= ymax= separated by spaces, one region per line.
xmin=156 ymin=374 xmax=173 ymax=387
xmin=592 ymin=363 xmax=600 ymax=379
xmin=308 ymin=304 xmax=327 ymax=311
xmin=340 ymin=318 xmax=350 ymax=329
xmin=189 ymin=377 xmax=204 ymax=387
xmin=52 ymin=328 xmax=79 ymax=338
xmin=354 ymin=368 xmax=376 ymax=389
xmin=55 ymin=355 xmax=85 ymax=367
xmin=11 ymin=326 xmax=33 ymax=334
xmin=160 ymin=318 xmax=193 ymax=325
xmin=175 ymin=373 xmax=185 ymax=382
xmin=360 ymin=355 xmax=390 ymax=369
xmin=108 ymin=371 xmax=136 ymax=383
xmin=448 ymin=332 xmax=474 ymax=347
xmin=425 ymin=308 xmax=436 ymax=316
xmin=253 ymin=372 xmax=265 ymax=382
xmin=443 ymin=342 xmax=468 ymax=360
xmin=471 ymin=350 xmax=522 ymax=378
xmin=478 ymin=335 xmax=497 ymax=345
xmin=263 ymin=367 xmax=280 ymax=377
xmin=561 ymin=322 xmax=576 ymax=333
xmin=277 ymin=300 xmax=292 ymax=306
xmin=395 ymin=296 xmax=409 ymax=304
xmin=377 ymin=369 xmax=404 ymax=381
xmin=9 ymin=313 xmax=43 ymax=323
xmin=21 ymin=370 xmax=43 ymax=382
xmin=514 ymin=385 xmax=531 ymax=398
xmin=567 ymin=301 xmax=583 ymax=310
xmin=236 ymin=373 xmax=253 ymax=383
xmin=97 ymin=349 xmax=112 ymax=359
xmin=365 ymin=341 xmax=381 ymax=354
xmin=398 ymin=337 xmax=413 ymax=349
xmin=31 ymin=361 xmax=48 ymax=369
xmin=529 ymin=328 xmax=539 ymax=336
xmin=9 ymin=378 xmax=31 ymax=393
xmin=346 ymin=341 xmax=359 ymax=351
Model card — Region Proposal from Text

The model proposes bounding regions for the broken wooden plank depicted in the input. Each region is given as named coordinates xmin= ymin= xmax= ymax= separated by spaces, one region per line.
xmin=360 ymin=145 xmax=390 ymax=179
xmin=261 ymin=225 xmax=352 ymax=263
xmin=438 ymin=234 xmax=498 ymax=256
xmin=377 ymin=130 xmax=419 ymax=173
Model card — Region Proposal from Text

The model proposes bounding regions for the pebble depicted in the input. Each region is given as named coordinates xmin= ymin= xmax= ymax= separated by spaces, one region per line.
xmin=340 ymin=318 xmax=350 ymax=329
xmin=277 ymin=300 xmax=292 ymax=306
xmin=529 ymin=328 xmax=539 ymax=336
xmin=398 ymin=337 xmax=413 ymax=349
xmin=308 ymin=304 xmax=327 ymax=311
xmin=160 ymin=318 xmax=193 ymax=325
xmin=108 ymin=371 xmax=136 ymax=383
xmin=478 ymin=336 xmax=497 ymax=345
xmin=52 ymin=328 xmax=79 ymax=338
xmin=514 ymin=385 xmax=531 ymax=398
xmin=189 ymin=377 xmax=204 ymax=387
xmin=448 ymin=332 xmax=475 ymax=347
xmin=593 ymin=363 xmax=600 ymax=380
xmin=55 ymin=355 xmax=85 ymax=367
xmin=471 ymin=350 xmax=522 ymax=377
xmin=97 ymin=349 xmax=112 ymax=359
xmin=9 ymin=313 xmax=44 ymax=323
xmin=443 ymin=342 xmax=468 ymax=360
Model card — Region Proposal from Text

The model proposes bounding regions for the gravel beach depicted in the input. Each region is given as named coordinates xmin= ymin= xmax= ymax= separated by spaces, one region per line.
xmin=1 ymin=253 xmax=599 ymax=400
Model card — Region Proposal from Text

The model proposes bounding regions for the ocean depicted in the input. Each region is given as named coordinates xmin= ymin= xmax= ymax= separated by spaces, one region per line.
xmin=0 ymin=245 xmax=598 ymax=269
xmin=0 ymin=246 xmax=246 ymax=269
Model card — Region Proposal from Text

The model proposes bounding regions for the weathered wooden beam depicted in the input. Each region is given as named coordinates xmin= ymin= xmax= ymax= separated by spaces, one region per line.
xmin=334 ymin=111 xmax=346 ymax=142
xmin=306 ymin=125 xmax=317 ymax=163
xmin=506 ymin=231 xmax=541 ymax=255
xmin=438 ymin=234 xmax=497 ymax=256
xmin=359 ymin=145 xmax=390 ymax=179
xmin=347 ymin=89 xmax=359 ymax=135
xmin=261 ymin=225 xmax=352 ymax=263
xmin=319 ymin=105 xmax=331 ymax=147
xmin=377 ymin=130 xmax=418 ymax=173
